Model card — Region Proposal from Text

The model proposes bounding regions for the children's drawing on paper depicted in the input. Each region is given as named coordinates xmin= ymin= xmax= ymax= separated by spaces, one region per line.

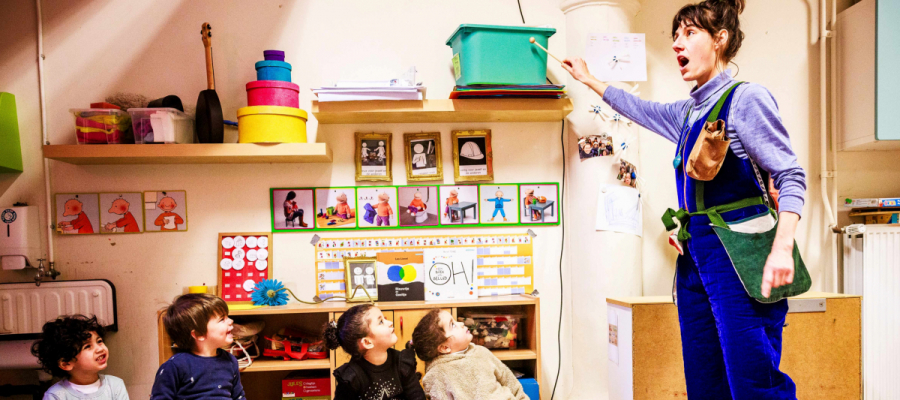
xmin=595 ymin=184 xmax=642 ymax=237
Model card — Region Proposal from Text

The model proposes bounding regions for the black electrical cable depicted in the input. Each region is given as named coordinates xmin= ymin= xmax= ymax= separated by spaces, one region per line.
xmin=517 ymin=0 xmax=526 ymax=24
xmin=550 ymin=120 xmax=565 ymax=400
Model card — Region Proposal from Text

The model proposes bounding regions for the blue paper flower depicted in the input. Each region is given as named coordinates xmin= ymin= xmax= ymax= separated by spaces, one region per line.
xmin=251 ymin=279 xmax=289 ymax=306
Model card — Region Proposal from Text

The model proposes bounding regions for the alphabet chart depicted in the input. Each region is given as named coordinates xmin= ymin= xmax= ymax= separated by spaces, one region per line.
xmin=314 ymin=233 xmax=534 ymax=299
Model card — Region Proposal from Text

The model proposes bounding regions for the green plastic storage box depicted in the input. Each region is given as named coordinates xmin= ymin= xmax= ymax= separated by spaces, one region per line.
xmin=446 ymin=24 xmax=557 ymax=86
xmin=0 ymin=93 xmax=23 ymax=173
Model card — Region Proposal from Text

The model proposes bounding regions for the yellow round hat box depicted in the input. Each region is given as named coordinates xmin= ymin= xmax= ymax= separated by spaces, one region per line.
xmin=236 ymin=106 xmax=307 ymax=143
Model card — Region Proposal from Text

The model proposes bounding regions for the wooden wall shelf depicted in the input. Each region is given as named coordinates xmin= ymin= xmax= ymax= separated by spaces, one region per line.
xmin=43 ymin=143 xmax=332 ymax=165
xmin=312 ymin=98 xmax=573 ymax=124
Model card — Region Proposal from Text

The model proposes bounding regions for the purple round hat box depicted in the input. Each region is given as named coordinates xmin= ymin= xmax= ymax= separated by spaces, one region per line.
xmin=263 ymin=50 xmax=285 ymax=62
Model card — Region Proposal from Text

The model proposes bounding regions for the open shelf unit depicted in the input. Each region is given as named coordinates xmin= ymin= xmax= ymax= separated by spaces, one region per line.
xmin=42 ymin=143 xmax=332 ymax=165
xmin=312 ymin=98 xmax=574 ymax=124
xmin=157 ymin=295 xmax=541 ymax=400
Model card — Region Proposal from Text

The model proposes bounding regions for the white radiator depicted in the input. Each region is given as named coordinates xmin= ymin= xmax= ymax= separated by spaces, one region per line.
xmin=0 ymin=280 xmax=117 ymax=369
xmin=843 ymin=225 xmax=900 ymax=399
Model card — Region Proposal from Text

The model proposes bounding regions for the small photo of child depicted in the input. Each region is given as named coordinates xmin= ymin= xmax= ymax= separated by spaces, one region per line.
xmin=398 ymin=186 xmax=439 ymax=227
xmin=31 ymin=314 xmax=129 ymax=399
xmin=412 ymin=309 xmax=528 ymax=400
xmin=272 ymin=188 xmax=314 ymax=230
xmin=357 ymin=187 xmax=398 ymax=229
xmin=617 ymin=160 xmax=638 ymax=188
xmin=578 ymin=134 xmax=614 ymax=160
xmin=152 ymin=294 xmax=245 ymax=400
xmin=438 ymin=185 xmax=478 ymax=225
xmin=479 ymin=184 xmax=519 ymax=224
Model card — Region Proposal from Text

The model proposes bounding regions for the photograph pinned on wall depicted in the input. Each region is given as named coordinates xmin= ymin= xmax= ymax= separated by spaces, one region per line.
xmin=452 ymin=130 xmax=493 ymax=182
xmin=519 ymin=183 xmax=560 ymax=224
xmin=399 ymin=186 xmax=439 ymax=227
xmin=357 ymin=186 xmax=398 ymax=229
xmin=344 ymin=257 xmax=378 ymax=302
xmin=617 ymin=160 xmax=638 ymax=188
xmin=271 ymin=188 xmax=314 ymax=231
xmin=315 ymin=188 xmax=357 ymax=229
xmin=439 ymin=185 xmax=479 ymax=225
xmin=404 ymin=132 xmax=442 ymax=181
xmin=55 ymin=193 xmax=100 ymax=235
xmin=356 ymin=132 xmax=393 ymax=182
xmin=578 ymin=134 xmax=615 ymax=160
xmin=479 ymin=184 xmax=519 ymax=224
xmin=144 ymin=191 xmax=187 ymax=232
xmin=99 ymin=193 xmax=144 ymax=233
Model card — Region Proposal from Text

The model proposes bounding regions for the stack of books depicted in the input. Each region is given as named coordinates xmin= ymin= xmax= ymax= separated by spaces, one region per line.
xmin=449 ymin=84 xmax=565 ymax=99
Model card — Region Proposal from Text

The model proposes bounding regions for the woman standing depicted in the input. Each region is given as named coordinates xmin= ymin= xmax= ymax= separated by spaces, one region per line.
xmin=563 ymin=0 xmax=806 ymax=398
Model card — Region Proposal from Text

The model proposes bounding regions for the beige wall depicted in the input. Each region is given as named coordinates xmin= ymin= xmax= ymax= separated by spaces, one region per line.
xmin=0 ymin=1 xmax=570 ymax=399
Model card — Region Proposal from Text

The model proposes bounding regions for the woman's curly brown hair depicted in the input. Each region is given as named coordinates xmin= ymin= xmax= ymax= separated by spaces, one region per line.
xmin=411 ymin=309 xmax=446 ymax=362
xmin=31 ymin=315 xmax=106 ymax=378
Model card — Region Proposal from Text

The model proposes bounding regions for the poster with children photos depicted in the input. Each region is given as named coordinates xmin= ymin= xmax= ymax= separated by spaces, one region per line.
xmin=398 ymin=186 xmax=439 ymax=227
xmin=315 ymin=188 xmax=357 ymax=229
xmin=99 ymin=193 xmax=144 ymax=233
xmin=519 ymin=184 xmax=559 ymax=224
xmin=143 ymin=191 xmax=187 ymax=232
xmin=271 ymin=188 xmax=314 ymax=231
xmin=479 ymin=185 xmax=519 ymax=225
xmin=439 ymin=185 xmax=479 ymax=225
xmin=356 ymin=187 xmax=398 ymax=229
xmin=55 ymin=193 xmax=100 ymax=235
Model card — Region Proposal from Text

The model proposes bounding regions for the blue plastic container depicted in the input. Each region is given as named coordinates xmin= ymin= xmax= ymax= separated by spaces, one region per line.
xmin=446 ymin=24 xmax=557 ymax=86
xmin=255 ymin=60 xmax=292 ymax=82
xmin=518 ymin=378 xmax=539 ymax=400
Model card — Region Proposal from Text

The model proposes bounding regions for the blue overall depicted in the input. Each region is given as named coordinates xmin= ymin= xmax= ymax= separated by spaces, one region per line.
xmin=673 ymin=83 xmax=797 ymax=399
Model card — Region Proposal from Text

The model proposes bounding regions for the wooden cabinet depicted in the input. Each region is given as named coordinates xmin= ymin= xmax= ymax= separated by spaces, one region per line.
xmin=157 ymin=296 xmax=541 ymax=400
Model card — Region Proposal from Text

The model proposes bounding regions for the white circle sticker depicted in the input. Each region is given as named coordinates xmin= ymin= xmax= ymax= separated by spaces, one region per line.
xmin=257 ymin=249 xmax=268 ymax=260
xmin=255 ymin=259 xmax=267 ymax=271
xmin=246 ymin=236 xmax=258 ymax=248
xmin=232 ymin=258 xmax=245 ymax=270
xmin=232 ymin=248 xmax=245 ymax=260
xmin=257 ymin=236 xmax=268 ymax=248
xmin=246 ymin=249 xmax=258 ymax=262
xmin=220 ymin=258 xmax=232 ymax=270
xmin=242 ymin=279 xmax=256 ymax=292
xmin=221 ymin=237 xmax=234 ymax=249
xmin=233 ymin=236 xmax=246 ymax=248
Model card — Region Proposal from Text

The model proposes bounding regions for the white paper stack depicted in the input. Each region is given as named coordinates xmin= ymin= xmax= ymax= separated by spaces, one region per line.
xmin=312 ymin=66 xmax=426 ymax=102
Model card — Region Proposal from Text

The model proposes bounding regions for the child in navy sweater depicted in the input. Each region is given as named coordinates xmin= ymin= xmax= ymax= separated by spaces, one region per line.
xmin=151 ymin=294 xmax=245 ymax=400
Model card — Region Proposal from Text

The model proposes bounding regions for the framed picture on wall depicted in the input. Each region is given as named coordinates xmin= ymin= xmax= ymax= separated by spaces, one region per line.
xmin=344 ymin=257 xmax=378 ymax=302
xmin=356 ymin=132 xmax=393 ymax=182
xmin=452 ymin=129 xmax=493 ymax=182
xmin=404 ymin=132 xmax=442 ymax=181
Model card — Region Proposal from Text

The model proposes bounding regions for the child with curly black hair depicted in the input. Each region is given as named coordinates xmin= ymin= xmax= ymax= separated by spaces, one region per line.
xmin=31 ymin=315 xmax=129 ymax=400
xmin=151 ymin=293 xmax=245 ymax=400
xmin=323 ymin=304 xmax=425 ymax=400
xmin=411 ymin=309 xmax=527 ymax=400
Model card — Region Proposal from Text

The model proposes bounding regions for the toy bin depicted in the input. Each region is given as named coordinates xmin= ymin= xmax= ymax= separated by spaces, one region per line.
xmin=246 ymin=80 xmax=300 ymax=108
xmin=70 ymin=108 xmax=132 ymax=144
xmin=255 ymin=60 xmax=292 ymax=82
xmin=446 ymin=24 xmax=556 ymax=86
xmin=460 ymin=313 xmax=523 ymax=349
xmin=236 ymin=106 xmax=307 ymax=143
xmin=127 ymin=108 xmax=195 ymax=144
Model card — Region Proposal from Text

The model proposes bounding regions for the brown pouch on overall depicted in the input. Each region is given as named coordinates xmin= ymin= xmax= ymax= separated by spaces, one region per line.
xmin=686 ymin=119 xmax=730 ymax=181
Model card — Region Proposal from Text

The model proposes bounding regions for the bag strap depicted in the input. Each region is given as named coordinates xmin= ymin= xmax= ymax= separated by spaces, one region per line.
xmin=706 ymin=81 xmax=744 ymax=123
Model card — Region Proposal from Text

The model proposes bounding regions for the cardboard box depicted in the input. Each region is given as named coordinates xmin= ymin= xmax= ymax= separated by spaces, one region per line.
xmin=282 ymin=373 xmax=329 ymax=398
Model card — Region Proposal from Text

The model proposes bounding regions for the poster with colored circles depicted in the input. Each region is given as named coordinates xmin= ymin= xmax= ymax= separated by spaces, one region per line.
xmin=376 ymin=252 xmax=424 ymax=301
xmin=217 ymin=232 xmax=273 ymax=304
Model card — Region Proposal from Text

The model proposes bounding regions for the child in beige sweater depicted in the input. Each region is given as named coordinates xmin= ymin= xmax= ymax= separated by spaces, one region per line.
xmin=411 ymin=309 xmax=528 ymax=400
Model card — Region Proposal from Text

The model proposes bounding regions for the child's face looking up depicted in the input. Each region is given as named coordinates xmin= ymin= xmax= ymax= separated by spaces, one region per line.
xmin=197 ymin=313 xmax=234 ymax=350
xmin=439 ymin=310 xmax=472 ymax=354
xmin=361 ymin=308 xmax=397 ymax=351
xmin=59 ymin=331 xmax=108 ymax=376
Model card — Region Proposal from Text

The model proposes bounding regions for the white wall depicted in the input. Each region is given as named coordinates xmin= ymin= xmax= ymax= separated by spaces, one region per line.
xmin=0 ymin=1 xmax=571 ymax=399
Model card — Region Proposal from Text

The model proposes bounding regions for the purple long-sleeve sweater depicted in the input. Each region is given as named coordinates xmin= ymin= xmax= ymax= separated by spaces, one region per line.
xmin=602 ymin=70 xmax=806 ymax=217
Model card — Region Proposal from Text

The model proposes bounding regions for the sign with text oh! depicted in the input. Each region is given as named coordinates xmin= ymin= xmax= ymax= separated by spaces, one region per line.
xmin=424 ymin=247 xmax=478 ymax=300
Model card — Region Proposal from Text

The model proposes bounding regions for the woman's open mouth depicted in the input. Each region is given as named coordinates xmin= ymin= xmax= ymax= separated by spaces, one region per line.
xmin=678 ymin=55 xmax=690 ymax=69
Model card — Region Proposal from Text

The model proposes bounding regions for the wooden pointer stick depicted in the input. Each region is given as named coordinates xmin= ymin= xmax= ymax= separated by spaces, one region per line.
xmin=530 ymin=37 xmax=564 ymax=64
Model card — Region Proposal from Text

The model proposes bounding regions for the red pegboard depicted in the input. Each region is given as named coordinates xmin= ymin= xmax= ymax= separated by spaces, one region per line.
xmin=217 ymin=232 xmax=273 ymax=304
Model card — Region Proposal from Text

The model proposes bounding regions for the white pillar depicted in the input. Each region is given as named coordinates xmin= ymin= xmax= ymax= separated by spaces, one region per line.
xmin=559 ymin=1 xmax=642 ymax=399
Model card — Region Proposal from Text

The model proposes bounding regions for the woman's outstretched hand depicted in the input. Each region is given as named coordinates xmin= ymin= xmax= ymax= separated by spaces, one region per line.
xmin=561 ymin=57 xmax=609 ymax=98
